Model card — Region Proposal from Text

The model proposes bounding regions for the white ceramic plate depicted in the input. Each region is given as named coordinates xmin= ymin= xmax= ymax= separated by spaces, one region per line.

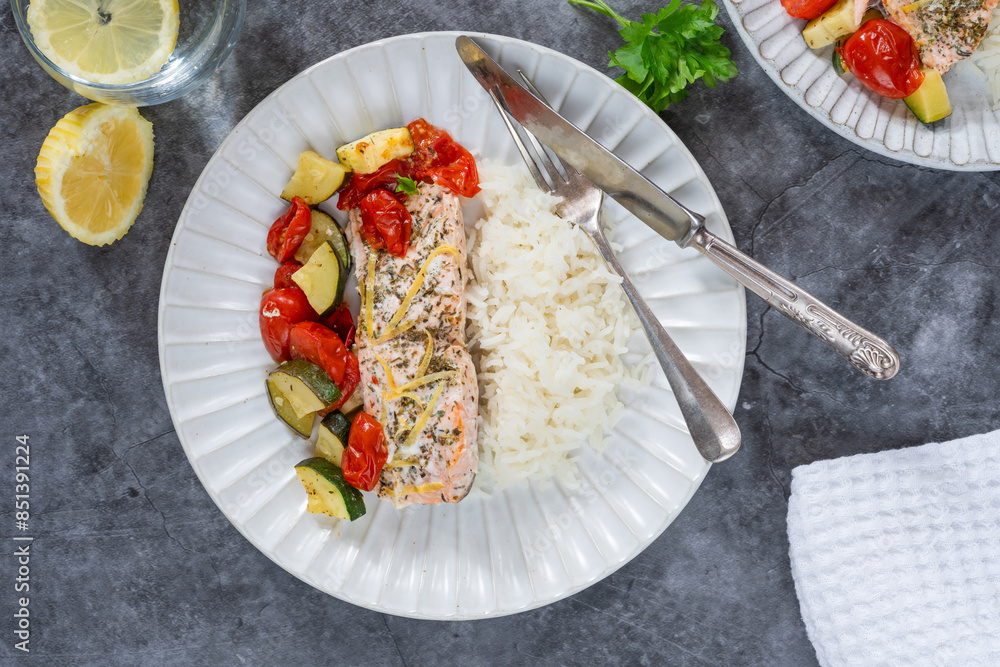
xmin=724 ymin=0 xmax=1000 ymax=170
xmin=157 ymin=32 xmax=747 ymax=619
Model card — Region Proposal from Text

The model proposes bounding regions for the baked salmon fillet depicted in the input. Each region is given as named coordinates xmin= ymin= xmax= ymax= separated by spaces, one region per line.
xmin=349 ymin=184 xmax=467 ymax=347
xmin=884 ymin=0 xmax=999 ymax=72
xmin=357 ymin=334 xmax=478 ymax=507
xmin=349 ymin=182 xmax=478 ymax=507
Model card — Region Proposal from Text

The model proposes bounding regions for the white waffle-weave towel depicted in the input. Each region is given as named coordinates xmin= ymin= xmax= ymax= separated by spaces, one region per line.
xmin=787 ymin=431 xmax=1000 ymax=667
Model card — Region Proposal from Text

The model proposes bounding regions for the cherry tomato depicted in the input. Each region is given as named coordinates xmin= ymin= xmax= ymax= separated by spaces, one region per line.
xmin=290 ymin=321 xmax=360 ymax=412
xmin=259 ymin=287 xmax=316 ymax=362
xmin=273 ymin=262 xmax=302 ymax=290
xmin=358 ymin=189 xmax=412 ymax=257
xmin=321 ymin=303 xmax=356 ymax=348
xmin=266 ymin=197 xmax=311 ymax=263
xmin=837 ymin=20 xmax=924 ymax=99
xmin=289 ymin=321 xmax=354 ymax=386
xmin=780 ymin=0 xmax=838 ymax=19
xmin=342 ymin=412 xmax=387 ymax=491
xmin=336 ymin=160 xmax=406 ymax=211
xmin=407 ymin=119 xmax=480 ymax=198
xmin=319 ymin=354 xmax=360 ymax=413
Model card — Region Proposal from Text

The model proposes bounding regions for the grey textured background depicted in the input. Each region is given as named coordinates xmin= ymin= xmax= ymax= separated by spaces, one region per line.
xmin=2 ymin=0 xmax=999 ymax=665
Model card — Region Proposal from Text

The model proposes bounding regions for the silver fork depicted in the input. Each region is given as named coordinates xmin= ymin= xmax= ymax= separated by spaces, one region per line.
xmin=489 ymin=73 xmax=741 ymax=463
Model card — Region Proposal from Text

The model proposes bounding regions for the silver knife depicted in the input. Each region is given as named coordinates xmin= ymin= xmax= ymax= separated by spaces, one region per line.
xmin=456 ymin=36 xmax=900 ymax=380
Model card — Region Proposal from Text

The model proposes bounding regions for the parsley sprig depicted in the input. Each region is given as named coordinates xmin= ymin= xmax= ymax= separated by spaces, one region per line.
xmin=568 ymin=0 xmax=738 ymax=112
xmin=395 ymin=175 xmax=419 ymax=196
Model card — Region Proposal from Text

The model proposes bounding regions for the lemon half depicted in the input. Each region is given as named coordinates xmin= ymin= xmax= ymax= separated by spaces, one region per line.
xmin=27 ymin=0 xmax=180 ymax=85
xmin=36 ymin=103 xmax=155 ymax=246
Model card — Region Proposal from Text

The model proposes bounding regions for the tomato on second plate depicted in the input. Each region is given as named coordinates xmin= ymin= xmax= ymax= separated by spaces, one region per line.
xmin=259 ymin=287 xmax=317 ymax=362
xmin=837 ymin=20 xmax=924 ymax=99
xmin=342 ymin=412 xmax=388 ymax=491
xmin=358 ymin=189 xmax=412 ymax=257
xmin=780 ymin=0 xmax=838 ymax=19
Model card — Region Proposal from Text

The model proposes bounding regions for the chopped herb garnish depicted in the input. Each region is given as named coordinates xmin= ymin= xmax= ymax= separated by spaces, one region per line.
xmin=396 ymin=175 xmax=419 ymax=196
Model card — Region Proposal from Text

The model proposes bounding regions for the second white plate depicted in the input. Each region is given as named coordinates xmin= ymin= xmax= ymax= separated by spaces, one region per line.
xmin=157 ymin=32 xmax=747 ymax=619
xmin=724 ymin=0 xmax=1000 ymax=170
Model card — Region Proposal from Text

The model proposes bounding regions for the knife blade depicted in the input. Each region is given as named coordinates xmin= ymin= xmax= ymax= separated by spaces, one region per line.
xmin=455 ymin=35 xmax=701 ymax=245
xmin=456 ymin=35 xmax=901 ymax=381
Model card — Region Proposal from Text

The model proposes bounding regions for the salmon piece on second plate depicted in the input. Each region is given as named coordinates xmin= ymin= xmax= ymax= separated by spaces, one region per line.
xmin=884 ymin=0 xmax=999 ymax=72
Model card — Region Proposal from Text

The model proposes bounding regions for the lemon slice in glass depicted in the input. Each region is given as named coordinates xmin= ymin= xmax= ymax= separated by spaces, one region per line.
xmin=36 ymin=103 xmax=155 ymax=246
xmin=27 ymin=0 xmax=180 ymax=85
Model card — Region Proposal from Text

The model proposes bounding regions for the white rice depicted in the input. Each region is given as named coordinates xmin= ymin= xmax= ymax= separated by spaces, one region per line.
xmin=466 ymin=162 xmax=641 ymax=491
xmin=962 ymin=5 xmax=1000 ymax=107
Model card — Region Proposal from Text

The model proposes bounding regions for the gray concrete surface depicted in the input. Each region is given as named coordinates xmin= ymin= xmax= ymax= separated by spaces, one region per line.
xmin=2 ymin=0 xmax=998 ymax=664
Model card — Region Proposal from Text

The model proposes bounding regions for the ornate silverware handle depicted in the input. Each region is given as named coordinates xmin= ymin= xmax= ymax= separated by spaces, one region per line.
xmin=687 ymin=227 xmax=901 ymax=380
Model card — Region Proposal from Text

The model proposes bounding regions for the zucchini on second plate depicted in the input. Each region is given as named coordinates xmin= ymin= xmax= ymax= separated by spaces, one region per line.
xmin=802 ymin=0 xmax=859 ymax=48
xmin=904 ymin=68 xmax=952 ymax=123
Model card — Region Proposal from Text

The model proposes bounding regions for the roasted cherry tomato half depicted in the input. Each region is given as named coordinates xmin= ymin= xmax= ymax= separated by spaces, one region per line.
xmin=407 ymin=118 xmax=480 ymax=198
xmin=273 ymin=262 xmax=302 ymax=290
xmin=266 ymin=197 xmax=312 ymax=263
xmin=837 ymin=20 xmax=924 ymax=99
xmin=358 ymin=189 xmax=412 ymax=257
xmin=342 ymin=412 xmax=387 ymax=491
xmin=780 ymin=0 xmax=838 ymax=19
xmin=321 ymin=303 xmax=356 ymax=348
xmin=290 ymin=320 xmax=360 ymax=412
xmin=289 ymin=321 xmax=358 ymax=393
xmin=320 ymin=356 xmax=360 ymax=413
xmin=259 ymin=287 xmax=316 ymax=362
xmin=337 ymin=160 xmax=406 ymax=211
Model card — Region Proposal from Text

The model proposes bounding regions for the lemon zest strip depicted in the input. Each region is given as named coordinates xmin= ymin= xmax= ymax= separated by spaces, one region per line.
xmin=401 ymin=381 xmax=446 ymax=449
xmin=382 ymin=244 xmax=460 ymax=335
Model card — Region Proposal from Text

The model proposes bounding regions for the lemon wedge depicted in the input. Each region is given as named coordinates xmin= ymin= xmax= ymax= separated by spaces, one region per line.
xmin=36 ymin=103 xmax=155 ymax=246
xmin=27 ymin=0 xmax=180 ymax=85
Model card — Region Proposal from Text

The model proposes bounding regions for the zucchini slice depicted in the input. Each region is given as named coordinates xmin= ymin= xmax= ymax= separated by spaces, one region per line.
xmin=316 ymin=411 xmax=351 ymax=466
xmin=336 ymin=127 xmax=414 ymax=174
xmin=832 ymin=47 xmax=846 ymax=75
xmin=294 ymin=457 xmax=366 ymax=521
xmin=281 ymin=151 xmax=350 ymax=205
xmin=337 ymin=388 xmax=363 ymax=416
xmin=268 ymin=359 xmax=342 ymax=418
xmin=802 ymin=0 xmax=858 ymax=49
xmin=293 ymin=210 xmax=352 ymax=272
xmin=904 ymin=68 xmax=952 ymax=124
xmin=292 ymin=241 xmax=346 ymax=318
xmin=266 ymin=376 xmax=314 ymax=438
